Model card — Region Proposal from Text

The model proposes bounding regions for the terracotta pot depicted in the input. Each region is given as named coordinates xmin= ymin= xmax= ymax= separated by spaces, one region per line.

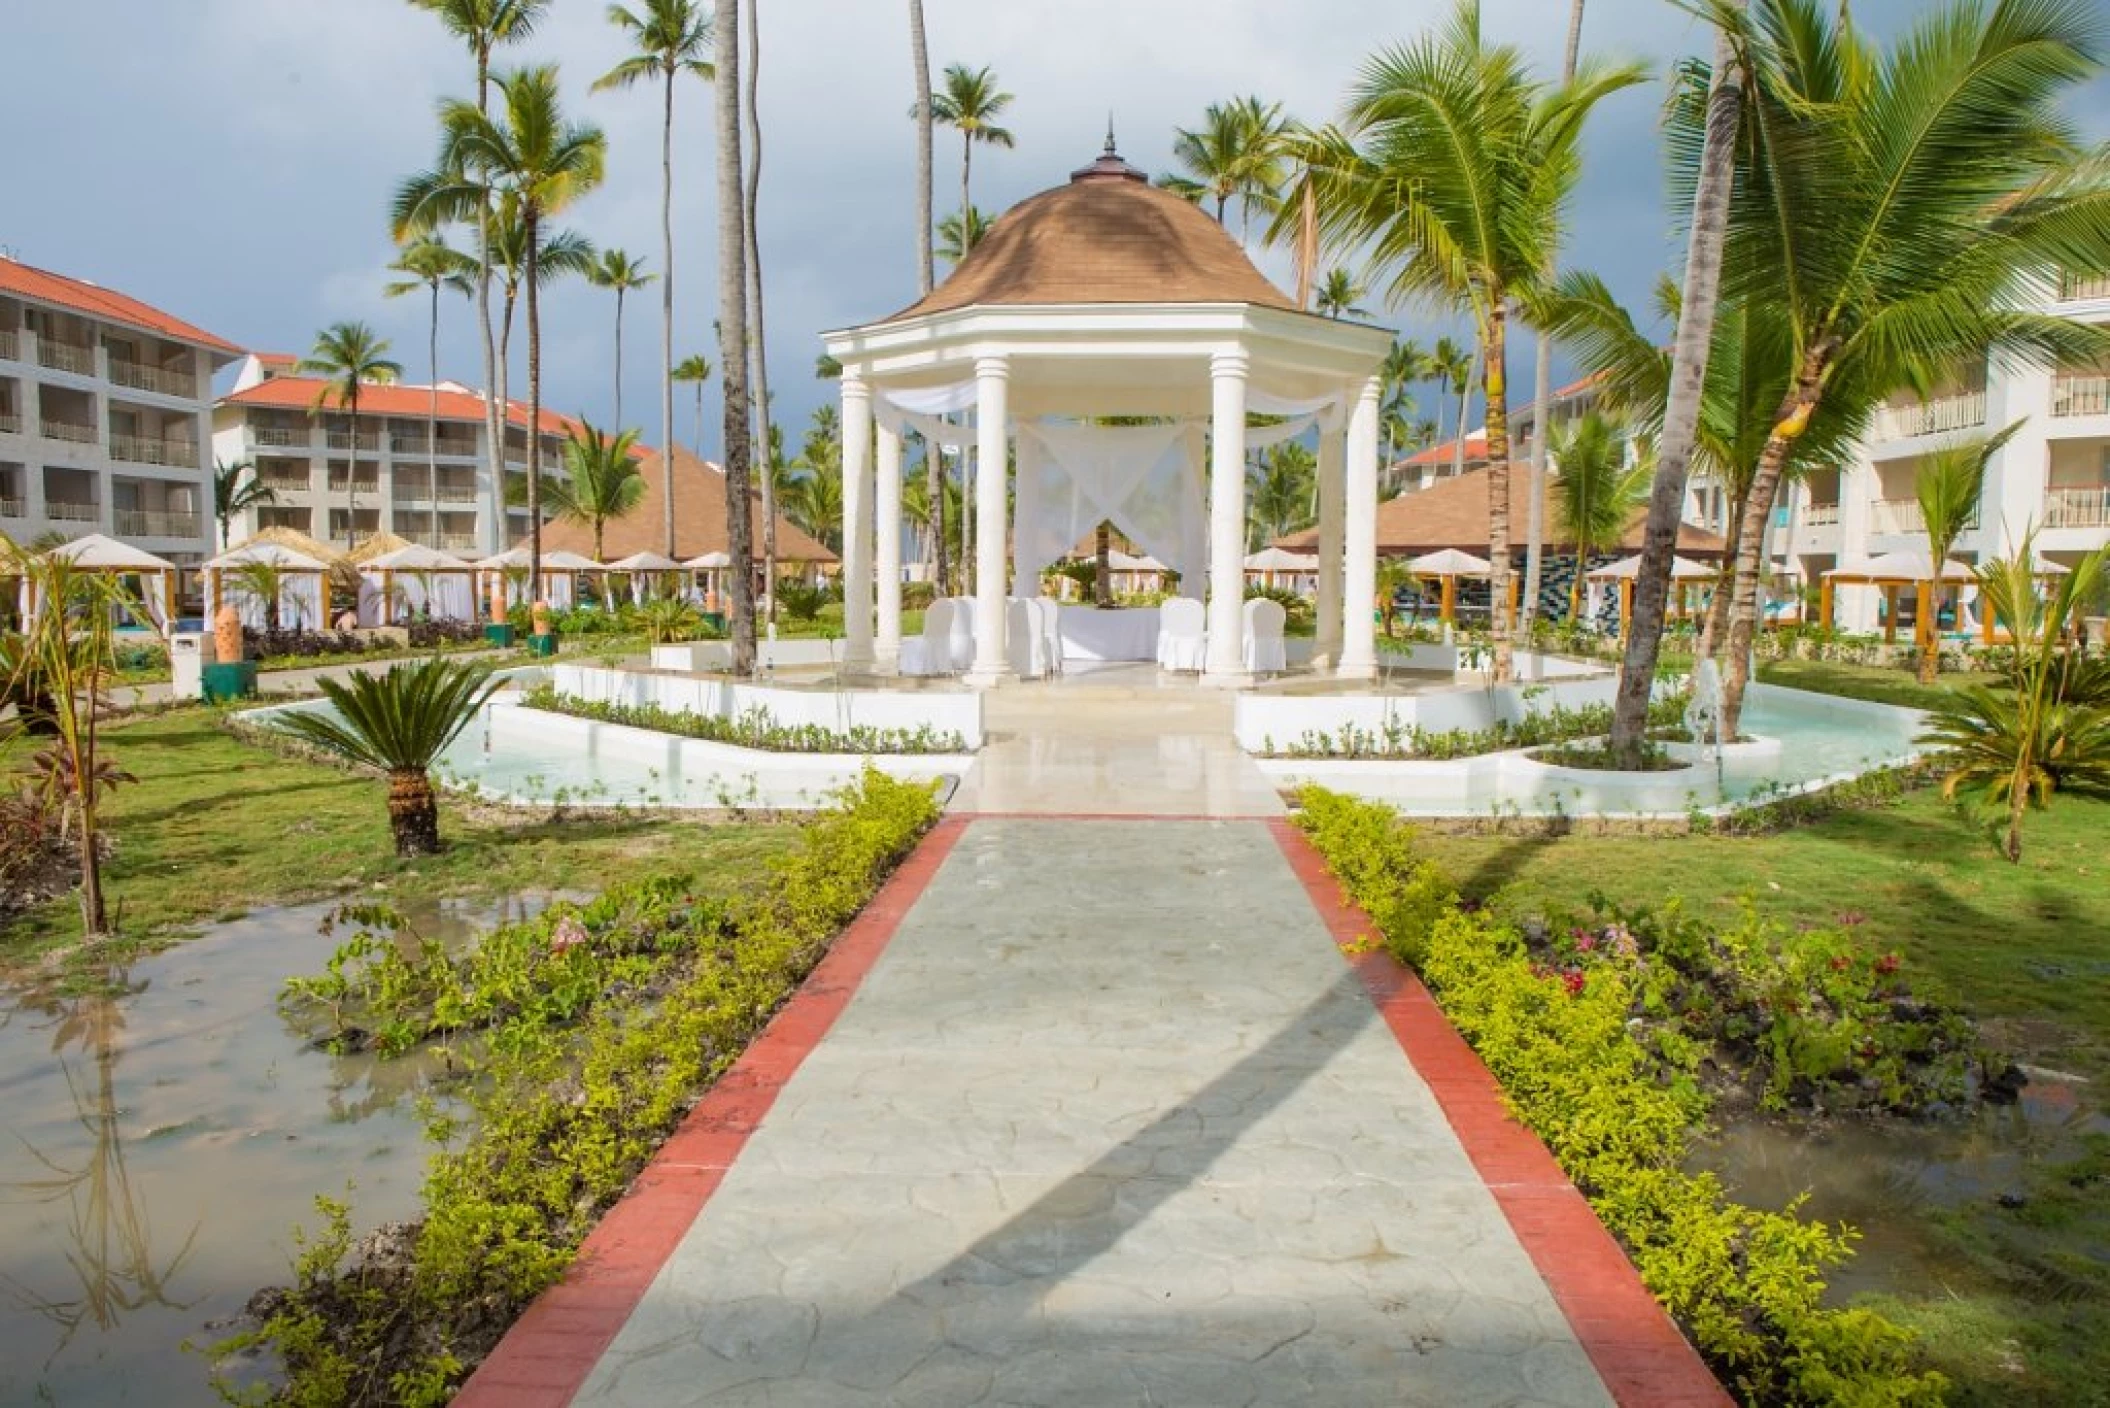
xmin=213 ymin=603 xmax=244 ymax=663
xmin=531 ymin=600 xmax=552 ymax=637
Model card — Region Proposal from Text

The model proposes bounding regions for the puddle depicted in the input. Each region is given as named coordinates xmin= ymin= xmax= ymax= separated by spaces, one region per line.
xmin=0 ymin=894 xmax=550 ymax=1407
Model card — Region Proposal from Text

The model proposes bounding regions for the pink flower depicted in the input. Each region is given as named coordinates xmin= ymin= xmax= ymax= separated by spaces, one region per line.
xmin=549 ymin=915 xmax=589 ymax=955
xmin=1574 ymin=932 xmax=1598 ymax=953
xmin=1561 ymin=970 xmax=1587 ymax=997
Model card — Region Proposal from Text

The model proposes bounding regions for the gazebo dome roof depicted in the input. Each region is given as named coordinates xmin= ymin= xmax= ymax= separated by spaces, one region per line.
xmin=884 ymin=137 xmax=1297 ymax=322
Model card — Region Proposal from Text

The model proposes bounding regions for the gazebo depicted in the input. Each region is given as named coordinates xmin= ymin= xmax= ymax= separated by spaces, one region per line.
xmin=358 ymin=543 xmax=477 ymax=623
xmin=1822 ymin=552 xmax=1976 ymax=648
xmin=684 ymin=549 xmax=733 ymax=610
xmin=1587 ymin=553 xmax=1716 ymax=634
xmin=605 ymin=550 xmax=684 ymax=605
xmin=27 ymin=534 xmax=181 ymax=634
xmin=1244 ymin=546 xmax=1318 ymax=594
xmin=205 ymin=540 xmax=332 ymax=631
xmin=474 ymin=548 xmax=601 ymax=612
xmin=821 ymin=137 xmax=1392 ymax=685
xmin=1406 ymin=548 xmax=1494 ymax=626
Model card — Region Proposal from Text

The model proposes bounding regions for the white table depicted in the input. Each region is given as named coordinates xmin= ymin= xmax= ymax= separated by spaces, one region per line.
xmin=1056 ymin=606 xmax=1162 ymax=662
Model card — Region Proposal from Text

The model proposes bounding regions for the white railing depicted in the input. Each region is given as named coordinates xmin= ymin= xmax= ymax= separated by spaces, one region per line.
xmin=260 ymin=477 xmax=310 ymax=495
xmin=2051 ymin=374 xmax=2110 ymax=418
xmin=416 ymin=532 xmax=481 ymax=551
xmin=0 ymin=412 xmax=18 ymax=435
xmin=108 ymin=358 xmax=198 ymax=398
xmin=391 ymin=485 xmax=433 ymax=503
xmin=392 ymin=434 xmax=479 ymax=457
xmin=40 ymin=419 xmax=98 ymax=445
xmin=37 ymin=340 xmax=96 ymax=376
xmin=0 ymin=497 xmax=23 ymax=519
xmin=1801 ymin=501 xmax=1841 ymax=526
xmin=252 ymin=425 xmax=308 ymax=447
xmin=1871 ymin=499 xmax=1925 ymax=534
xmin=45 ymin=500 xmax=100 ymax=523
xmin=2059 ymin=271 xmax=2110 ymax=302
xmin=110 ymin=433 xmax=199 ymax=468
xmin=1874 ymin=390 xmax=1987 ymax=442
xmin=0 ymin=329 xmax=17 ymax=361
xmin=114 ymin=508 xmax=201 ymax=538
xmin=328 ymin=481 xmax=381 ymax=496
xmin=435 ymin=438 xmax=480 ymax=459
xmin=2045 ymin=485 xmax=2110 ymax=529
xmin=435 ymin=485 xmax=478 ymax=503
xmin=325 ymin=430 xmax=381 ymax=451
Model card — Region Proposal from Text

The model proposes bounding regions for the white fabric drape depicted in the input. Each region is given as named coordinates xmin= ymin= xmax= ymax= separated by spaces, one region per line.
xmin=1014 ymin=421 xmax=1206 ymax=593
xmin=139 ymin=573 xmax=171 ymax=634
xmin=214 ymin=572 xmax=325 ymax=631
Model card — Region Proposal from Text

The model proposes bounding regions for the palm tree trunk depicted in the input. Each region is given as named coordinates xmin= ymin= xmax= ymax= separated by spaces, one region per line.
xmin=961 ymin=132 xmax=973 ymax=258
xmin=660 ymin=67 xmax=678 ymax=558
xmin=388 ymin=770 xmax=442 ymax=857
xmin=694 ymin=382 xmax=705 ymax=457
xmin=496 ymin=289 xmax=514 ymax=549
xmin=613 ymin=285 xmax=625 ymax=430
xmin=1523 ymin=2 xmax=1585 ymax=633
xmin=910 ymin=0 xmax=934 ymax=297
xmin=1095 ymin=521 xmax=1111 ymax=606
xmin=1610 ymin=12 xmax=1745 ymax=762
xmin=525 ymin=208 xmax=544 ymax=606
xmin=928 ymin=434 xmax=948 ymax=595
xmin=429 ymin=280 xmax=442 ymax=547
xmin=716 ymin=0 xmax=757 ymax=676
xmin=1483 ymin=299 xmax=1515 ymax=683
xmin=346 ymin=393 xmax=361 ymax=551
xmin=1697 ymin=481 xmax=1748 ymax=658
xmin=1452 ymin=356 xmax=1476 ymax=478
xmin=746 ymin=2 xmax=778 ymax=627
xmin=476 ymin=52 xmax=503 ymax=559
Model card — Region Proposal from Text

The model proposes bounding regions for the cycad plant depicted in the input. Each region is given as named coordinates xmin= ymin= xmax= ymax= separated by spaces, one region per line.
xmin=274 ymin=657 xmax=500 ymax=857
xmin=1548 ymin=413 xmax=1649 ymax=622
xmin=1919 ymin=537 xmax=2109 ymax=861
xmin=1914 ymin=422 xmax=2022 ymax=682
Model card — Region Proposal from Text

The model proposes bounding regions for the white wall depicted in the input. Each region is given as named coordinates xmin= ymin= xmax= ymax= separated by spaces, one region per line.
xmin=550 ymin=663 xmax=986 ymax=749
xmin=1233 ymin=671 xmax=1617 ymax=754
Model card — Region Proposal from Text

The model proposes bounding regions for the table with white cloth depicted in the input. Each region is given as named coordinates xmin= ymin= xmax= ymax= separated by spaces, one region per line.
xmin=1057 ymin=606 xmax=1162 ymax=662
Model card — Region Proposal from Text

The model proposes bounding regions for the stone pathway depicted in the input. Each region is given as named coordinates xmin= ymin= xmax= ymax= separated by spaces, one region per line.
xmin=533 ymin=818 xmax=1626 ymax=1406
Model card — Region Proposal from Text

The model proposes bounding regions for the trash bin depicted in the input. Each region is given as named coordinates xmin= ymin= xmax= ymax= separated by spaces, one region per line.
xmin=169 ymin=633 xmax=207 ymax=700
xmin=201 ymin=661 xmax=258 ymax=702
xmin=483 ymin=623 xmax=517 ymax=647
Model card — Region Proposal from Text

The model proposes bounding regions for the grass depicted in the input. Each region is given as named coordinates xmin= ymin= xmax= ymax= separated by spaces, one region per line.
xmin=1756 ymin=656 xmax=2006 ymax=711
xmin=0 ymin=706 xmax=792 ymax=977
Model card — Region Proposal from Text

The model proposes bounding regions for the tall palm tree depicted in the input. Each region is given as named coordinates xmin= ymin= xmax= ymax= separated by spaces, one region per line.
xmin=274 ymin=657 xmax=501 ymax=857
xmin=1702 ymin=0 xmax=2110 ymax=738
xmin=584 ymin=247 xmax=655 ymax=429
xmin=595 ymin=0 xmax=715 ymax=557
xmin=1314 ymin=269 xmax=1368 ymax=319
xmin=936 ymin=206 xmax=991 ymax=266
xmin=1304 ymin=0 xmax=1644 ymax=680
xmin=399 ymin=66 xmax=607 ymax=602
xmin=1248 ymin=441 xmax=1318 ymax=547
xmin=714 ymin=0 xmax=757 ymax=673
xmin=673 ymin=352 xmax=713 ymax=458
xmin=931 ymin=63 xmax=1015 ymax=257
xmin=1379 ymin=338 xmax=1428 ymax=470
xmin=533 ymin=421 xmax=648 ymax=562
xmin=745 ymin=0 xmax=777 ymax=624
xmin=299 ymin=322 xmax=402 ymax=549
xmin=1430 ymin=335 xmax=1473 ymax=452
xmin=909 ymin=0 xmax=935 ymax=297
xmin=1914 ymin=423 xmax=2022 ymax=682
xmin=384 ymin=233 xmax=476 ymax=544
xmin=1164 ymin=96 xmax=1289 ymax=242
xmin=785 ymin=405 xmax=844 ymax=552
xmin=484 ymin=216 xmax=594 ymax=477
xmin=210 ymin=460 xmax=276 ymax=551
xmin=405 ymin=0 xmax=547 ymax=555
xmin=1547 ymin=412 xmax=1649 ymax=621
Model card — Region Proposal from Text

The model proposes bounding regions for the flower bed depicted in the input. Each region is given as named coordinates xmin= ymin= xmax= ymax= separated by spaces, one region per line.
xmin=1266 ymin=691 xmax=1686 ymax=760
xmin=517 ymin=682 xmax=969 ymax=755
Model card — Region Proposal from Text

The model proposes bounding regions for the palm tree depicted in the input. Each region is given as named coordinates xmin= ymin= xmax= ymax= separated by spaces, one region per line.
xmin=1701 ymin=0 xmax=2110 ymax=740
xmin=228 ymin=557 xmax=291 ymax=633
xmin=595 ymin=0 xmax=714 ymax=558
xmin=399 ymin=65 xmax=607 ymax=603
xmin=673 ymin=352 xmax=713 ymax=458
xmin=1914 ymin=423 xmax=2022 ymax=683
xmin=785 ymin=406 xmax=845 ymax=552
xmin=274 ymin=657 xmax=501 ymax=857
xmin=484 ymin=214 xmax=594 ymax=455
xmin=210 ymin=460 xmax=276 ymax=551
xmin=909 ymin=0 xmax=935 ymax=297
xmin=384 ymin=234 xmax=476 ymax=545
xmin=530 ymin=421 xmax=647 ymax=562
xmin=584 ymin=247 xmax=655 ymax=429
xmin=1304 ymin=0 xmax=1644 ymax=681
xmin=1164 ymin=96 xmax=1289 ymax=242
xmin=1248 ymin=441 xmax=1317 ymax=548
xmin=1429 ymin=335 xmax=1473 ymax=453
xmin=714 ymin=0 xmax=757 ymax=673
xmin=1314 ymin=269 xmax=1368 ymax=320
xmin=936 ymin=205 xmax=991 ymax=266
xmin=406 ymin=0 xmax=547 ymax=555
xmin=1548 ymin=413 xmax=1648 ymax=622
xmin=1378 ymin=339 xmax=1426 ymax=470
xmin=299 ymin=323 xmax=402 ymax=550
xmin=931 ymin=63 xmax=1015 ymax=257
xmin=743 ymin=0 xmax=776 ymax=625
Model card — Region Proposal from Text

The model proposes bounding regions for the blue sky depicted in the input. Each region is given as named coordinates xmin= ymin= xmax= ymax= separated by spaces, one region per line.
xmin=4 ymin=1 xmax=2105 ymax=458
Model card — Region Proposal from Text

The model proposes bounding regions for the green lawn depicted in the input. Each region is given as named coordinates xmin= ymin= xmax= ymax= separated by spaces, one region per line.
xmin=0 ymin=707 xmax=792 ymax=975
xmin=1756 ymin=655 xmax=2006 ymax=711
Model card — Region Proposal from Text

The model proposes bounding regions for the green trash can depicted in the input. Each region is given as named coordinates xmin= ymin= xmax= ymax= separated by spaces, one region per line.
xmin=483 ymin=623 xmax=517 ymax=647
xmin=201 ymin=661 xmax=258 ymax=702
xmin=525 ymin=633 xmax=559 ymax=658
xmin=702 ymin=611 xmax=726 ymax=634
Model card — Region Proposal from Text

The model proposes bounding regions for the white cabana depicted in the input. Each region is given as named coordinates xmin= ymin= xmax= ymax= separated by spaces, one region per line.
xmin=358 ymin=543 xmax=476 ymax=624
xmin=682 ymin=549 xmax=734 ymax=609
xmin=606 ymin=550 xmax=684 ymax=605
xmin=1586 ymin=554 xmax=1716 ymax=635
xmin=30 ymin=534 xmax=182 ymax=635
xmin=474 ymin=548 xmax=599 ymax=612
xmin=1244 ymin=546 xmax=1318 ymax=594
xmin=1822 ymin=551 xmax=1979 ymax=647
xmin=820 ymin=139 xmax=1391 ymax=684
xmin=204 ymin=540 xmax=331 ymax=633
xmin=1407 ymin=548 xmax=1494 ymax=626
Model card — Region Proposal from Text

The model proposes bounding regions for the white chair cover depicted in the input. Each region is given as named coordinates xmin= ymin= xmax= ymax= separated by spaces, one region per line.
xmin=946 ymin=597 xmax=976 ymax=673
xmin=1243 ymin=596 xmax=1287 ymax=674
xmin=1036 ymin=598 xmax=1064 ymax=675
xmin=1007 ymin=598 xmax=1048 ymax=679
xmin=1157 ymin=596 xmax=1206 ymax=672
xmin=900 ymin=597 xmax=955 ymax=677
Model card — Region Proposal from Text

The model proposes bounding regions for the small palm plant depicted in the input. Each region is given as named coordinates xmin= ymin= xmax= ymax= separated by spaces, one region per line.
xmin=274 ymin=657 xmax=501 ymax=857
xmin=1918 ymin=537 xmax=2110 ymax=862
xmin=1913 ymin=422 xmax=2021 ymax=683
xmin=638 ymin=596 xmax=702 ymax=644
xmin=228 ymin=558 xmax=288 ymax=633
xmin=1550 ymin=414 xmax=1649 ymax=623
xmin=525 ymin=421 xmax=647 ymax=562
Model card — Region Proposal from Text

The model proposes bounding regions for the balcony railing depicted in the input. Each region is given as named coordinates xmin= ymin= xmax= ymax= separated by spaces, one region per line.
xmin=0 ymin=412 xmax=18 ymax=436
xmin=415 ymin=532 xmax=482 ymax=551
xmin=252 ymin=425 xmax=309 ymax=447
xmin=435 ymin=484 xmax=478 ymax=503
xmin=0 ymin=497 xmax=23 ymax=519
xmin=327 ymin=480 xmax=381 ymax=495
xmin=0 ymin=329 xmax=17 ymax=361
xmin=391 ymin=485 xmax=434 ymax=503
xmin=114 ymin=508 xmax=202 ymax=538
xmin=1874 ymin=390 xmax=1987 ymax=442
xmin=2058 ymin=271 xmax=2110 ymax=302
xmin=2045 ymin=484 xmax=2110 ymax=529
xmin=108 ymin=358 xmax=199 ymax=399
xmin=325 ymin=430 xmax=381 ymax=451
xmin=37 ymin=340 xmax=96 ymax=376
xmin=1801 ymin=502 xmax=1841 ymax=526
xmin=259 ymin=475 xmax=311 ymax=494
xmin=40 ymin=419 xmax=99 ymax=445
xmin=392 ymin=433 xmax=479 ymax=457
xmin=110 ymin=433 xmax=199 ymax=468
xmin=1871 ymin=499 xmax=1925 ymax=535
xmin=45 ymin=500 xmax=100 ymax=523
xmin=2052 ymin=373 xmax=2110 ymax=419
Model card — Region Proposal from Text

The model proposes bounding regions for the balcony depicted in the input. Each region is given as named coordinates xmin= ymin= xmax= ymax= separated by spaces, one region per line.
xmin=111 ymin=433 xmax=199 ymax=468
xmin=259 ymin=473 xmax=311 ymax=494
xmin=37 ymin=340 xmax=96 ymax=376
xmin=2052 ymin=373 xmax=2110 ymax=419
xmin=2059 ymin=271 xmax=2110 ymax=303
xmin=415 ymin=532 xmax=482 ymax=551
xmin=108 ymin=358 xmax=199 ymax=399
xmin=1801 ymin=501 xmax=1841 ymax=526
xmin=1873 ymin=390 xmax=1987 ymax=442
xmin=0 ymin=329 xmax=16 ymax=361
xmin=326 ymin=479 xmax=380 ymax=496
xmin=0 ymin=497 xmax=23 ymax=519
xmin=325 ymin=429 xmax=381 ymax=451
xmin=1870 ymin=498 xmax=1980 ymax=535
xmin=114 ymin=508 xmax=201 ymax=539
xmin=45 ymin=500 xmax=100 ymax=523
xmin=435 ymin=484 xmax=478 ymax=503
xmin=0 ymin=411 xmax=18 ymax=436
xmin=2045 ymin=484 xmax=2110 ymax=529
xmin=40 ymin=419 xmax=98 ymax=445
xmin=391 ymin=485 xmax=434 ymax=504
xmin=252 ymin=425 xmax=310 ymax=448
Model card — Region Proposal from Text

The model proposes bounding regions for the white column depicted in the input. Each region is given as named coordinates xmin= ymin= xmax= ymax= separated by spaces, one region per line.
xmin=1338 ymin=374 xmax=1382 ymax=679
xmin=1204 ymin=350 xmax=1250 ymax=683
xmin=839 ymin=372 xmax=875 ymax=671
xmin=875 ymin=420 xmax=904 ymax=669
xmin=967 ymin=355 xmax=1010 ymax=686
xmin=1314 ymin=413 xmax=1345 ymax=667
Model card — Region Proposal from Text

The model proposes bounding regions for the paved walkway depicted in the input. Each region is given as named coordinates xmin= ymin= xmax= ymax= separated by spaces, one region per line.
xmin=461 ymin=806 xmax=1725 ymax=1405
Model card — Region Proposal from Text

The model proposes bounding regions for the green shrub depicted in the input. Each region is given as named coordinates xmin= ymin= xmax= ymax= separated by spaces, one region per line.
xmin=518 ymin=683 xmax=968 ymax=755
xmin=1272 ymin=691 xmax=1686 ymax=760
xmin=1293 ymin=786 xmax=1947 ymax=1407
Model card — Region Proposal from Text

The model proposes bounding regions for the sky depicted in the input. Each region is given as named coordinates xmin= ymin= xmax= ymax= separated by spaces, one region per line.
xmin=4 ymin=1 xmax=2106 ymax=462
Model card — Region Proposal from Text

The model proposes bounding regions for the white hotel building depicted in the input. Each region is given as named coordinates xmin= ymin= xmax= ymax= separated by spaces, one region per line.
xmin=212 ymin=354 xmax=572 ymax=554
xmin=0 ymin=256 xmax=241 ymax=564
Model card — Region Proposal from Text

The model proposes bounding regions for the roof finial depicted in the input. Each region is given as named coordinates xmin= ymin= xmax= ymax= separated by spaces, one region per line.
xmin=1104 ymin=114 xmax=1117 ymax=155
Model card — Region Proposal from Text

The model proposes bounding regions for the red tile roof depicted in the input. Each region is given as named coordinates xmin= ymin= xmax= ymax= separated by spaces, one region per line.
xmin=0 ymin=256 xmax=241 ymax=357
xmin=1404 ymin=434 xmax=1489 ymax=467
xmin=221 ymin=374 xmax=578 ymax=435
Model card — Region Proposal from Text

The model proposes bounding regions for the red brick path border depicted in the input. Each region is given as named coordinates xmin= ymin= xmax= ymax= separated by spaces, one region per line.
xmin=452 ymin=817 xmax=969 ymax=1408
xmin=1268 ymin=819 xmax=1734 ymax=1408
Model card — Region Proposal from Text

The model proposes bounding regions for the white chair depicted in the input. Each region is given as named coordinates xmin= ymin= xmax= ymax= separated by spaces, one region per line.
xmin=1036 ymin=597 xmax=1065 ymax=675
xmin=1007 ymin=598 xmax=1048 ymax=678
xmin=946 ymin=597 xmax=977 ymax=672
xmin=1157 ymin=596 xmax=1207 ymax=672
xmin=900 ymin=598 xmax=956 ymax=676
xmin=1243 ymin=596 xmax=1287 ymax=674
